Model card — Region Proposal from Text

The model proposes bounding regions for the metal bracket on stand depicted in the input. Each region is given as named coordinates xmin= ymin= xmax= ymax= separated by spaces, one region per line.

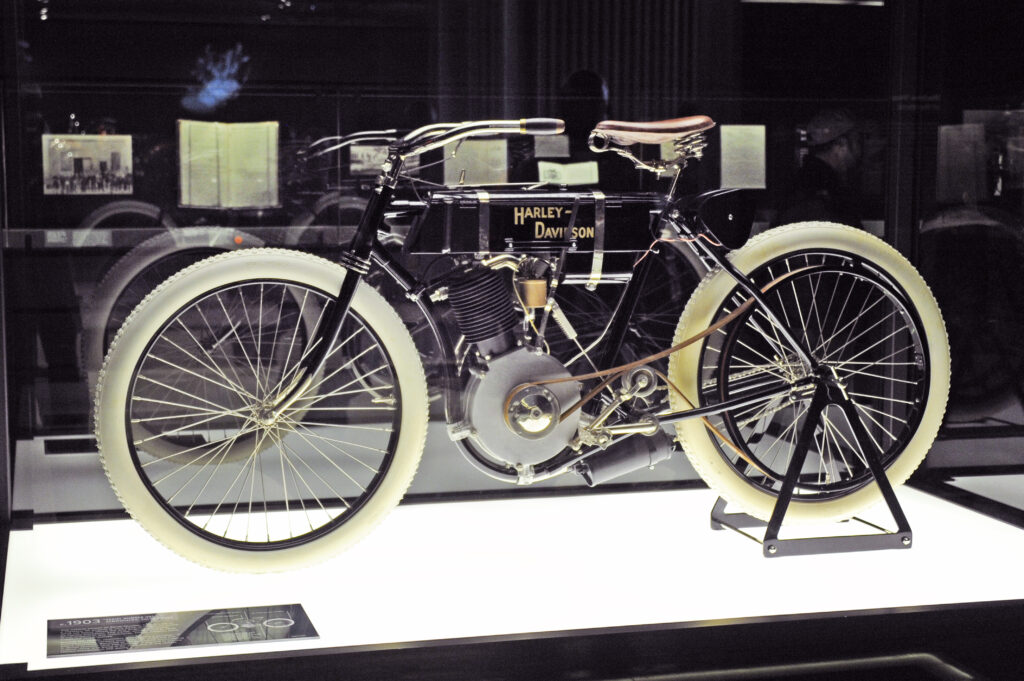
xmin=709 ymin=391 xmax=914 ymax=558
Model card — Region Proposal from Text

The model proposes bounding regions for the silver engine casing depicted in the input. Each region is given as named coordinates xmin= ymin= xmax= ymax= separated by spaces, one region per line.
xmin=463 ymin=347 xmax=581 ymax=468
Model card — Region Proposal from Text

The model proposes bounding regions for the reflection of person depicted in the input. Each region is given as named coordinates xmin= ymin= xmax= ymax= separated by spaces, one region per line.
xmin=558 ymin=70 xmax=610 ymax=160
xmin=774 ymin=109 xmax=863 ymax=228
xmin=545 ymin=69 xmax=638 ymax=189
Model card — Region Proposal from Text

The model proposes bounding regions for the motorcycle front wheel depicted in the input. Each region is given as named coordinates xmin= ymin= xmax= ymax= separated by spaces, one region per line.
xmin=669 ymin=222 xmax=950 ymax=523
xmin=95 ymin=249 xmax=429 ymax=572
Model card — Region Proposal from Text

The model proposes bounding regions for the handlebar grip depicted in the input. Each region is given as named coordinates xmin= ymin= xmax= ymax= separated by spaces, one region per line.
xmin=521 ymin=118 xmax=565 ymax=136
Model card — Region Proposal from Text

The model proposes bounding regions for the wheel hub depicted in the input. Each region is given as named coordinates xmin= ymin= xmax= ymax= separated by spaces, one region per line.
xmin=253 ymin=404 xmax=282 ymax=428
xmin=464 ymin=347 xmax=581 ymax=467
xmin=505 ymin=385 xmax=560 ymax=439
xmin=812 ymin=364 xmax=850 ymax=403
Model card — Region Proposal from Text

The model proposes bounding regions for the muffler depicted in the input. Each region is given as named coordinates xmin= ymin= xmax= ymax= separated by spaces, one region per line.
xmin=575 ymin=430 xmax=674 ymax=486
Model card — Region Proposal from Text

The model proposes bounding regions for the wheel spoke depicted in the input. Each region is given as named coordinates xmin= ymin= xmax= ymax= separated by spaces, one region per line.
xmin=282 ymin=416 xmax=382 ymax=474
xmin=167 ymin=322 xmax=254 ymax=399
xmin=279 ymin=432 xmax=353 ymax=511
xmin=199 ymin=429 xmax=273 ymax=531
xmin=194 ymin=304 xmax=257 ymax=402
xmin=819 ymin=309 xmax=903 ymax=364
xmin=140 ymin=353 xmax=251 ymax=401
xmin=852 ymin=399 xmax=899 ymax=444
xmin=280 ymin=419 xmax=372 ymax=492
xmin=814 ymin=285 xmax=885 ymax=358
xmin=835 ymin=365 xmax=919 ymax=386
xmin=264 ymin=323 xmax=357 ymax=399
xmin=133 ymin=409 xmax=246 ymax=446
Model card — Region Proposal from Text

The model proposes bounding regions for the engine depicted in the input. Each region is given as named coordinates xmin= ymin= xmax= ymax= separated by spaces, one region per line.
xmin=409 ymin=189 xmax=680 ymax=484
xmin=444 ymin=258 xmax=672 ymax=484
xmin=445 ymin=261 xmax=581 ymax=471
xmin=461 ymin=347 xmax=581 ymax=469
xmin=446 ymin=267 xmax=519 ymax=359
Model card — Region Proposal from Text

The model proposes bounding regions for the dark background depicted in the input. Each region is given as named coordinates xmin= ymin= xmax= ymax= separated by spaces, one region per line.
xmin=4 ymin=1 xmax=1024 ymax=678
xmin=3 ymin=1 xmax=1021 ymax=454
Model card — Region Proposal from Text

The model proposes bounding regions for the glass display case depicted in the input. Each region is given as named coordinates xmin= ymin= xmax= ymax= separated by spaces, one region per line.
xmin=2 ymin=1 xmax=1024 ymax=679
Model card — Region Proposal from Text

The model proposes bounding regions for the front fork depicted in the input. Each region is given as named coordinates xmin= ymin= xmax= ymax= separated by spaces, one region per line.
xmin=268 ymin=153 xmax=401 ymax=415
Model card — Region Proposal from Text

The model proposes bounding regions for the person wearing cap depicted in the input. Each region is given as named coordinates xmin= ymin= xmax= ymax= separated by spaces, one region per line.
xmin=774 ymin=108 xmax=863 ymax=228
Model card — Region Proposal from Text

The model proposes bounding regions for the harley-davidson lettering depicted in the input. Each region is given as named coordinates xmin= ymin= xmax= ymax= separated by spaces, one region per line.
xmin=513 ymin=206 xmax=566 ymax=223
xmin=513 ymin=205 xmax=594 ymax=240
xmin=534 ymin=224 xmax=596 ymax=239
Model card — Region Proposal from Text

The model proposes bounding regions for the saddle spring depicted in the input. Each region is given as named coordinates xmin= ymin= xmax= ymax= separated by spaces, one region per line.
xmin=588 ymin=130 xmax=707 ymax=176
xmin=672 ymin=131 xmax=708 ymax=166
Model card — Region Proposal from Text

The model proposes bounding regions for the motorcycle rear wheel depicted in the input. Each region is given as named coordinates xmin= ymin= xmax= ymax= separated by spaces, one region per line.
xmin=669 ymin=222 xmax=950 ymax=523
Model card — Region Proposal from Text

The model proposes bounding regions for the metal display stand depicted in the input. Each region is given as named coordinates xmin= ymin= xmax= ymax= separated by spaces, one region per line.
xmin=710 ymin=495 xmax=913 ymax=558
xmin=710 ymin=391 xmax=914 ymax=558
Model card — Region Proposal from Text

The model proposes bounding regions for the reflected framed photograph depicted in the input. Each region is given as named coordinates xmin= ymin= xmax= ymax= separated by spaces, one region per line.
xmin=42 ymin=134 xmax=133 ymax=195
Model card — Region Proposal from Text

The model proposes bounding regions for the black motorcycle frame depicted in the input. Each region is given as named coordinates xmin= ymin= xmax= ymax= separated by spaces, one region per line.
xmin=273 ymin=119 xmax=827 ymax=485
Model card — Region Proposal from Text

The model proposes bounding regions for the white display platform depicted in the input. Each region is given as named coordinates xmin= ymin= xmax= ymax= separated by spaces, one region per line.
xmin=3 ymin=486 xmax=1024 ymax=672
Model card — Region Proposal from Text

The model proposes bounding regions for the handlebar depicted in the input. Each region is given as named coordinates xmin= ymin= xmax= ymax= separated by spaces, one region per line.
xmin=521 ymin=118 xmax=564 ymax=135
xmin=397 ymin=118 xmax=565 ymax=158
xmin=402 ymin=122 xmax=461 ymax=143
xmin=305 ymin=129 xmax=399 ymax=158
xmin=302 ymin=118 xmax=566 ymax=167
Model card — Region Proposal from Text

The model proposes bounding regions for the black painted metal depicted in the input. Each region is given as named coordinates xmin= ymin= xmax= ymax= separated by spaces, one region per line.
xmin=687 ymin=224 xmax=817 ymax=371
xmin=596 ymin=243 xmax=654 ymax=371
xmin=658 ymin=379 xmax=802 ymax=425
xmin=710 ymin=386 xmax=914 ymax=558
xmin=289 ymin=178 xmax=398 ymax=396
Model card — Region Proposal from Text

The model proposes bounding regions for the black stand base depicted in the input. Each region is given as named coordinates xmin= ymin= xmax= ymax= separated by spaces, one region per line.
xmin=710 ymin=496 xmax=913 ymax=558
xmin=708 ymin=389 xmax=915 ymax=557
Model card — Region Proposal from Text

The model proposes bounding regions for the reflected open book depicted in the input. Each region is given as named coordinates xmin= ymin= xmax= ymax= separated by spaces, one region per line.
xmin=178 ymin=120 xmax=279 ymax=209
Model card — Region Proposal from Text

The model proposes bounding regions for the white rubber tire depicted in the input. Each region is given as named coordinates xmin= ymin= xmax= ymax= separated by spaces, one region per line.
xmin=669 ymin=222 xmax=950 ymax=523
xmin=95 ymin=249 xmax=429 ymax=572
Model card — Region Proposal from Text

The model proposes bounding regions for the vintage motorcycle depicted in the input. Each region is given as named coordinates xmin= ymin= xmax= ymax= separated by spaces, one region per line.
xmin=94 ymin=116 xmax=950 ymax=571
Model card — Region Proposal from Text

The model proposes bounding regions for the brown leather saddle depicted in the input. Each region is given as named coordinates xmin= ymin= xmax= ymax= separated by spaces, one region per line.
xmin=593 ymin=116 xmax=715 ymax=145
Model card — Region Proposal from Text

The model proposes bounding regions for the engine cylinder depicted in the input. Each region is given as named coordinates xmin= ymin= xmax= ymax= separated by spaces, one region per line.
xmin=448 ymin=268 xmax=519 ymax=356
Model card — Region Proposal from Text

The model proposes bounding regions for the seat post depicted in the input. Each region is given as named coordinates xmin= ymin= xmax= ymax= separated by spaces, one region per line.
xmin=666 ymin=164 xmax=684 ymax=201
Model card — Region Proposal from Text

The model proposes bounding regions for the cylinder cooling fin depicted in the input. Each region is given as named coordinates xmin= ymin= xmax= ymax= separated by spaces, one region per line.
xmin=447 ymin=268 xmax=519 ymax=345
